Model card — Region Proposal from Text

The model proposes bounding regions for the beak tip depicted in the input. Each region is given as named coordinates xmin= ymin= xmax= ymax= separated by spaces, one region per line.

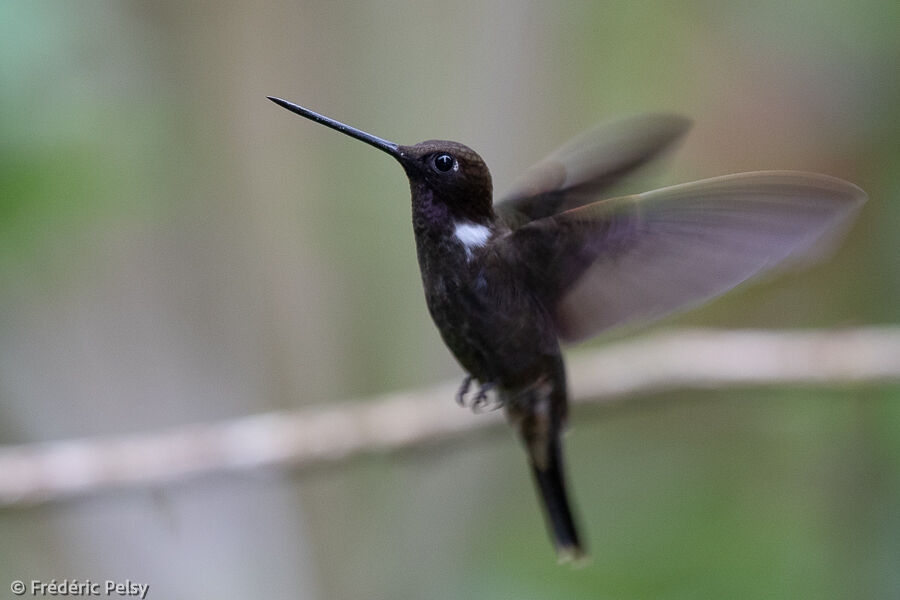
xmin=266 ymin=96 xmax=399 ymax=156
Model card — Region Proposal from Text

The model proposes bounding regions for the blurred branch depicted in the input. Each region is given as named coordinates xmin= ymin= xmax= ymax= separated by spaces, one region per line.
xmin=2 ymin=327 xmax=899 ymax=508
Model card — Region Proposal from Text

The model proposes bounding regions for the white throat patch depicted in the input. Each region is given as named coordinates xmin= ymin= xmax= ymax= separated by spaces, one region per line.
xmin=453 ymin=222 xmax=492 ymax=258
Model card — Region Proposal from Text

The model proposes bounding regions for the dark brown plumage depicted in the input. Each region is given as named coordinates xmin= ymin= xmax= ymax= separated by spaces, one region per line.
xmin=268 ymin=96 xmax=866 ymax=561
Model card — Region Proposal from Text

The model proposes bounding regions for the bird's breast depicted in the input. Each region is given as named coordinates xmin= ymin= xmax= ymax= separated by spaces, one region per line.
xmin=416 ymin=239 xmax=560 ymax=386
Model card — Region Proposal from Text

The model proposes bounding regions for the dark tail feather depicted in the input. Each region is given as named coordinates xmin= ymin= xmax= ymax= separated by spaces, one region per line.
xmin=529 ymin=435 xmax=587 ymax=563
xmin=508 ymin=357 xmax=587 ymax=562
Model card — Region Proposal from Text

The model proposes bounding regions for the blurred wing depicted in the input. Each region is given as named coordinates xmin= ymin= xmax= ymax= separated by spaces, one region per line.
xmin=508 ymin=171 xmax=866 ymax=343
xmin=496 ymin=113 xmax=692 ymax=228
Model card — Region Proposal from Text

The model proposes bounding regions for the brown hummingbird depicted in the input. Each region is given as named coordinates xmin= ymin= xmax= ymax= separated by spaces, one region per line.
xmin=268 ymin=96 xmax=866 ymax=561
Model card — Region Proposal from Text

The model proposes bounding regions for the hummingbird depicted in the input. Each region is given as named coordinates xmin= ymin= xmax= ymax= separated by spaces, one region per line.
xmin=267 ymin=96 xmax=865 ymax=561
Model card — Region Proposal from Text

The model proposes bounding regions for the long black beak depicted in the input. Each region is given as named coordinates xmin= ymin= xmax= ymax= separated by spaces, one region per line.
xmin=267 ymin=96 xmax=401 ymax=158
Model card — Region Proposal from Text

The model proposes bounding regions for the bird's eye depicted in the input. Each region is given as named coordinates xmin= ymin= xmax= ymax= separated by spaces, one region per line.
xmin=433 ymin=153 xmax=455 ymax=173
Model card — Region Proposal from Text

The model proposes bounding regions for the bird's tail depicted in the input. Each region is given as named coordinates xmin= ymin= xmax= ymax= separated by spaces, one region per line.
xmin=528 ymin=433 xmax=586 ymax=563
xmin=508 ymin=366 xmax=587 ymax=563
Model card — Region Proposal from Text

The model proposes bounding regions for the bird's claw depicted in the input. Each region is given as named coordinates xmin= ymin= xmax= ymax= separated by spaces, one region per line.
xmin=456 ymin=375 xmax=473 ymax=406
xmin=457 ymin=377 xmax=500 ymax=412
xmin=471 ymin=382 xmax=497 ymax=412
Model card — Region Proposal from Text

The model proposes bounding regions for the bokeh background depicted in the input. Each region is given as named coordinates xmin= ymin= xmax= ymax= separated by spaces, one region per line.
xmin=1 ymin=1 xmax=899 ymax=598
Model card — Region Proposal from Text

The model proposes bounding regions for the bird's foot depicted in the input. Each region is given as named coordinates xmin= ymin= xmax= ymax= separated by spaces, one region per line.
xmin=472 ymin=381 xmax=501 ymax=413
xmin=471 ymin=382 xmax=501 ymax=413
xmin=456 ymin=377 xmax=501 ymax=412
xmin=456 ymin=375 xmax=474 ymax=406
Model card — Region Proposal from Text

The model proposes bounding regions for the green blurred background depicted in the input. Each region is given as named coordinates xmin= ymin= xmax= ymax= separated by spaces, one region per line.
xmin=1 ymin=1 xmax=898 ymax=598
